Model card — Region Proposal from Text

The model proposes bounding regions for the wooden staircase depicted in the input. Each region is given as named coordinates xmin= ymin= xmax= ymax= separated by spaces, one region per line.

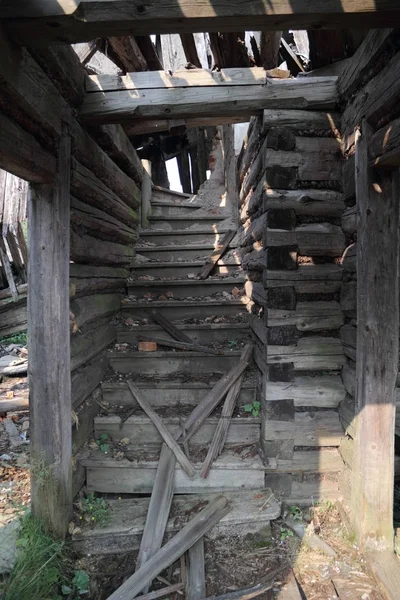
xmin=74 ymin=186 xmax=281 ymax=554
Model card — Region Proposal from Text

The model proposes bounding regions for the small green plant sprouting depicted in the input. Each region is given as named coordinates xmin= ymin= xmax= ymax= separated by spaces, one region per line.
xmin=228 ymin=339 xmax=238 ymax=348
xmin=280 ymin=526 xmax=295 ymax=541
xmin=0 ymin=332 xmax=28 ymax=346
xmin=289 ymin=505 xmax=303 ymax=522
xmin=60 ymin=570 xmax=90 ymax=599
xmin=30 ymin=451 xmax=54 ymax=487
xmin=77 ymin=492 xmax=109 ymax=527
xmin=96 ymin=433 xmax=110 ymax=453
xmin=243 ymin=401 xmax=261 ymax=417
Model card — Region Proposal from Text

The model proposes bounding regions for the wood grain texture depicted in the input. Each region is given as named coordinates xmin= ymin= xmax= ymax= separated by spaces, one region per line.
xmin=107 ymin=496 xmax=231 ymax=600
xmin=187 ymin=539 xmax=206 ymax=600
xmin=81 ymin=78 xmax=338 ymax=124
xmin=263 ymin=109 xmax=341 ymax=134
xmin=6 ymin=3 xmax=400 ymax=43
xmin=351 ymin=123 xmax=400 ymax=550
xmin=29 ymin=124 xmax=72 ymax=537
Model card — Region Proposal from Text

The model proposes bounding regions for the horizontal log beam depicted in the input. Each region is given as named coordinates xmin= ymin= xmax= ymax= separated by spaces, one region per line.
xmin=81 ymin=77 xmax=338 ymax=124
xmin=124 ymin=115 xmax=251 ymax=136
xmin=5 ymin=2 xmax=400 ymax=44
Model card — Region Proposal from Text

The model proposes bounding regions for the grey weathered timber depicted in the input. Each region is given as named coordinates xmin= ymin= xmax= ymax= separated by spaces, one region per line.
xmin=222 ymin=125 xmax=238 ymax=222
xmin=262 ymin=411 xmax=343 ymax=447
xmin=125 ymin=115 xmax=251 ymax=136
xmin=187 ymin=539 xmax=205 ymax=600
xmin=6 ymin=3 xmax=400 ymax=43
xmin=0 ymin=237 xmax=18 ymax=300
xmin=268 ymin=301 xmax=343 ymax=331
xmin=351 ymin=123 xmax=400 ymax=550
xmin=138 ymin=336 xmax=222 ymax=356
xmin=201 ymin=344 xmax=253 ymax=478
xmin=71 ymin=229 xmax=134 ymax=266
xmin=29 ymin=124 xmax=71 ymax=537
xmin=81 ymin=77 xmax=338 ymax=123
xmin=71 ymin=350 xmax=109 ymax=408
xmin=106 ymin=496 xmax=231 ymax=600
xmin=0 ymin=113 xmax=56 ymax=182
xmin=262 ymin=188 xmax=344 ymax=217
xmin=197 ymin=230 xmax=235 ymax=280
xmin=118 ymin=323 xmax=250 ymax=347
xmin=201 ymin=582 xmax=274 ymax=600
xmin=265 ymin=224 xmax=345 ymax=256
xmin=266 ymin=449 xmax=343 ymax=474
xmin=135 ymin=444 xmax=176 ymax=594
xmin=262 ymin=109 xmax=341 ymax=134
xmin=265 ymin=375 xmax=345 ymax=408
xmin=338 ymin=29 xmax=394 ymax=100
xmin=86 ymin=67 xmax=269 ymax=92
xmin=71 ymin=323 xmax=116 ymax=371
xmin=239 ymin=116 xmax=262 ymax=183
xmin=141 ymin=161 xmax=152 ymax=227
xmin=148 ymin=309 xmax=193 ymax=344
xmin=126 ymin=380 xmax=195 ymax=477
xmin=370 ymin=115 xmax=400 ymax=168
xmin=107 ymin=36 xmax=147 ymax=72
xmin=71 ymin=196 xmax=137 ymax=245
xmin=129 ymin=277 xmax=243 ymax=299
xmin=122 ymin=299 xmax=246 ymax=321
xmin=263 ymin=142 xmax=342 ymax=181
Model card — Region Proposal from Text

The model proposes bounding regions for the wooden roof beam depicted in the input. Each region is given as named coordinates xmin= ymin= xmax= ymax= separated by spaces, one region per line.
xmin=4 ymin=2 xmax=400 ymax=45
xmin=124 ymin=115 xmax=252 ymax=137
xmin=81 ymin=69 xmax=337 ymax=125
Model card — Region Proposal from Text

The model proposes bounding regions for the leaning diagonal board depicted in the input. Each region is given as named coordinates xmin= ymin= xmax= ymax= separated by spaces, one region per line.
xmin=197 ymin=230 xmax=235 ymax=280
xmin=135 ymin=444 xmax=176 ymax=595
xmin=201 ymin=344 xmax=253 ymax=478
xmin=127 ymin=380 xmax=195 ymax=478
xmin=107 ymin=496 xmax=231 ymax=600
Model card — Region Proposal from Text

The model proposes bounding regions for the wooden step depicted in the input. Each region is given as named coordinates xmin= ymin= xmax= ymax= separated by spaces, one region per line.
xmin=121 ymin=298 xmax=248 ymax=320
xmin=140 ymin=229 xmax=233 ymax=246
xmin=151 ymin=201 xmax=204 ymax=217
xmin=108 ymin=349 xmax=248 ymax=376
xmin=101 ymin=379 xmax=257 ymax=408
xmin=148 ymin=213 xmax=229 ymax=231
xmin=81 ymin=449 xmax=266 ymax=494
xmin=127 ymin=277 xmax=244 ymax=299
xmin=117 ymin=322 xmax=250 ymax=345
xmin=131 ymin=261 xmax=240 ymax=277
xmin=95 ymin=415 xmax=260 ymax=448
xmin=72 ymin=490 xmax=281 ymax=555
xmin=152 ymin=185 xmax=193 ymax=203
xmin=135 ymin=243 xmax=238 ymax=262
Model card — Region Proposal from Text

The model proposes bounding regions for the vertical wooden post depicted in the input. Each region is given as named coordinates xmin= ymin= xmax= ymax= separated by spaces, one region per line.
xmin=141 ymin=159 xmax=152 ymax=228
xmin=351 ymin=121 xmax=400 ymax=550
xmin=177 ymin=148 xmax=192 ymax=194
xmin=29 ymin=122 xmax=72 ymax=537
xmin=222 ymin=124 xmax=239 ymax=224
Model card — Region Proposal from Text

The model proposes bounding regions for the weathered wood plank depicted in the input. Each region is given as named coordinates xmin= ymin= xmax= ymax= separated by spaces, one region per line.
xmin=351 ymin=123 xmax=400 ymax=549
xmin=266 ymin=449 xmax=344 ymax=473
xmin=187 ymin=539 xmax=205 ymax=600
xmin=262 ymin=411 xmax=343 ymax=446
xmin=135 ymin=444 xmax=176 ymax=594
xmin=107 ymin=496 xmax=231 ymax=600
xmin=86 ymin=67 xmax=269 ymax=92
xmin=265 ymin=224 xmax=345 ymax=256
xmin=268 ymin=301 xmax=343 ymax=331
xmin=125 ymin=115 xmax=251 ymax=136
xmin=264 ymin=143 xmax=342 ymax=181
xmin=126 ymin=380 xmax=196 ymax=478
xmin=71 ymin=350 xmax=109 ymax=408
xmin=71 ymin=229 xmax=134 ymax=266
xmin=0 ymin=113 xmax=56 ymax=183
xmin=263 ymin=109 xmax=341 ymax=134
xmin=370 ymin=115 xmax=400 ymax=168
xmin=6 ymin=3 xmax=400 ymax=43
xmin=29 ymin=124 xmax=71 ymax=537
xmin=107 ymin=36 xmax=147 ymax=72
xmin=71 ymin=196 xmax=137 ymax=245
xmin=81 ymin=78 xmax=338 ymax=124
xmin=201 ymin=344 xmax=253 ymax=478
xmin=198 ymin=230 xmax=235 ymax=280
xmin=263 ymin=188 xmax=344 ymax=217
xmin=265 ymin=375 xmax=345 ymax=407
xmin=71 ymin=322 xmax=116 ymax=371
xmin=70 ymin=294 xmax=122 ymax=328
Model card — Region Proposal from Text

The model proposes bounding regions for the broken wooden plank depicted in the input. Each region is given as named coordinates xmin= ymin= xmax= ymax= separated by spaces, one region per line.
xmin=138 ymin=336 xmax=223 ymax=356
xmin=187 ymin=538 xmax=205 ymax=600
xmin=179 ymin=358 xmax=251 ymax=444
xmin=201 ymin=344 xmax=253 ymax=478
xmin=127 ymin=380 xmax=196 ymax=478
xmin=278 ymin=570 xmax=302 ymax=600
xmin=8 ymin=4 xmax=400 ymax=44
xmin=148 ymin=309 xmax=194 ymax=345
xmin=134 ymin=583 xmax=185 ymax=600
xmin=198 ymin=230 xmax=235 ymax=280
xmin=107 ymin=495 xmax=231 ymax=600
xmin=0 ymin=237 xmax=18 ymax=300
xmin=202 ymin=582 xmax=274 ymax=600
xmin=136 ymin=444 xmax=176 ymax=594
xmin=3 ymin=417 xmax=22 ymax=448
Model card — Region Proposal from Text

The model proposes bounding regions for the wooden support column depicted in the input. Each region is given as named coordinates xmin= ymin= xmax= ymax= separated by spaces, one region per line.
xmin=177 ymin=148 xmax=192 ymax=194
xmin=29 ymin=122 xmax=72 ymax=537
xmin=141 ymin=159 xmax=152 ymax=228
xmin=351 ymin=122 xmax=400 ymax=550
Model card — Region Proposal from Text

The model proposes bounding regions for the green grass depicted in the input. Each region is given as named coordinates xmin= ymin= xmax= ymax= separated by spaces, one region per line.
xmin=2 ymin=513 xmax=65 ymax=600
xmin=0 ymin=332 xmax=28 ymax=346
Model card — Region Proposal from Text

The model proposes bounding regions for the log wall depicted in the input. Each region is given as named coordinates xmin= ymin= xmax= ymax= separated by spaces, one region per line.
xmin=237 ymin=109 xmax=346 ymax=501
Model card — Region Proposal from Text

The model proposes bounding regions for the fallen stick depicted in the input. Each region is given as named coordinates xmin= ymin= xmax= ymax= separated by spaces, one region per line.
xmin=187 ymin=538 xmax=206 ymax=600
xmin=199 ymin=581 xmax=273 ymax=600
xmin=127 ymin=380 xmax=195 ymax=478
xmin=138 ymin=335 xmax=222 ymax=356
xmin=135 ymin=583 xmax=185 ymax=600
xmin=148 ymin=310 xmax=193 ymax=344
xmin=135 ymin=444 xmax=176 ymax=594
xmin=197 ymin=230 xmax=235 ymax=280
xmin=283 ymin=516 xmax=336 ymax=557
xmin=107 ymin=495 xmax=231 ymax=600
xmin=201 ymin=344 xmax=253 ymax=478
xmin=178 ymin=345 xmax=252 ymax=444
